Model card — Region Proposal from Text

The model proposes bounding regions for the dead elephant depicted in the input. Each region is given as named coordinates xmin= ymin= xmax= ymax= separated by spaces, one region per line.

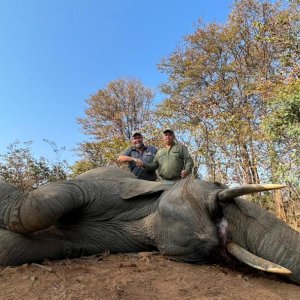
xmin=0 ymin=167 xmax=299 ymax=284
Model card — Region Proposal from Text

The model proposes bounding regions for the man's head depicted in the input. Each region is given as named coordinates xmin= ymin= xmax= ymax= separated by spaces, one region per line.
xmin=163 ymin=128 xmax=175 ymax=146
xmin=132 ymin=132 xmax=144 ymax=149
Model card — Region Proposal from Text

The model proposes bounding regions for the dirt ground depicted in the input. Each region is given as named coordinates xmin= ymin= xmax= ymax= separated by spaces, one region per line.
xmin=1 ymin=252 xmax=299 ymax=300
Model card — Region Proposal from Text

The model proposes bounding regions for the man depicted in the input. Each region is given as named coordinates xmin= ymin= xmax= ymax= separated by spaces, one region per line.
xmin=118 ymin=132 xmax=157 ymax=181
xmin=136 ymin=129 xmax=194 ymax=183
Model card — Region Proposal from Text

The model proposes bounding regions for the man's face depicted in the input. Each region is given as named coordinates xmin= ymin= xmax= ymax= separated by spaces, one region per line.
xmin=132 ymin=135 xmax=144 ymax=149
xmin=163 ymin=132 xmax=175 ymax=146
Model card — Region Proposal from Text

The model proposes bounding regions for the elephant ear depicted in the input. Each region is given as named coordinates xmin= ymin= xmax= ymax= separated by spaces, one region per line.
xmin=119 ymin=178 xmax=167 ymax=199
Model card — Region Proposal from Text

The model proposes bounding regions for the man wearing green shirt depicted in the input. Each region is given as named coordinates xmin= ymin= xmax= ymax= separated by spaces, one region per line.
xmin=135 ymin=129 xmax=194 ymax=183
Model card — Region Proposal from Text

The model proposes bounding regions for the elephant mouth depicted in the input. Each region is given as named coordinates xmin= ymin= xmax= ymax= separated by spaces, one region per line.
xmin=217 ymin=183 xmax=292 ymax=277
xmin=215 ymin=216 xmax=292 ymax=276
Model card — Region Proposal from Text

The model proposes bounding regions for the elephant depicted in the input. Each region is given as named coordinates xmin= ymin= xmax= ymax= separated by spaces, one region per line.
xmin=0 ymin=167 xmax=299 ymax=284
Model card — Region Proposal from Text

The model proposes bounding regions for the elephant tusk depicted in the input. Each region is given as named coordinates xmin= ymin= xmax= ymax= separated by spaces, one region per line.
xmin=226 ymin=242 xmax=292 ymax=275
xmin=218 ymin=184 xmax=286 ymax=201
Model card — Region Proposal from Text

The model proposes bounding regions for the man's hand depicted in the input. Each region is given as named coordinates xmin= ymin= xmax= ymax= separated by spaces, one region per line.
xmin=133 ymin=158 xmax=143 ymax=167
xmin=181 ymin=170 xmax=189 ymax=178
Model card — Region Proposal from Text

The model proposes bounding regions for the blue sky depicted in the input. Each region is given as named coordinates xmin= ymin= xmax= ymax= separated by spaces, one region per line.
xmin=0 ymin=0 xmax=233 ymax=165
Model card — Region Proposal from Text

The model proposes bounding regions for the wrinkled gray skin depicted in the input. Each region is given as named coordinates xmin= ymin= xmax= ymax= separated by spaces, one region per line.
xmin=0 ymin=167 xmax=299 ymax=284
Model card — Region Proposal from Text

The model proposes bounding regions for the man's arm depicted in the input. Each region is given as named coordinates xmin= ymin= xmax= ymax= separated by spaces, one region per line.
xmin=142 ymin=154 xmax=159 ymax=171
xmin=132 ymin=146 xmax=158 ymax=169
xmin=118 ymin=155 xmax=136 ymax=163
xmin=118 ymin=148 xmax=137 ymax=163
xmin=181 ymin=146 xmax=194 ymax=176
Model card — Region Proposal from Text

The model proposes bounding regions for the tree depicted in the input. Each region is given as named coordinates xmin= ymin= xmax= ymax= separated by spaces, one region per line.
xmin=78 ymin=78 xmax=154 ymax=140
xmin=157 ymin=0 xmax=299 ymax=184
xmin=77 ymin=78 xmax=154 ymax=165
xmin=262 ymin=79 xmax=300 ymax=184
xmin=0 ymin=141 xmax=68 ymax=190
xmin=70 ymin=160 xmax=97 ymax=178
xmin=73 ymin=138 xmax=131 ymax=173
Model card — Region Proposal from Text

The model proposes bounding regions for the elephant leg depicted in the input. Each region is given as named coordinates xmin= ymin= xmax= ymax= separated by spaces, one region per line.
xmin=0 ymin=228 xmax=73 ymax=266
xmin=2 ymin=180 xmax=98 ymax=234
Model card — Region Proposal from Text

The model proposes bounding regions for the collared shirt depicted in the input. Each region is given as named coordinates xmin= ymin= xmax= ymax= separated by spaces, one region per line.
xmin=122 ymin=145 xmax=157 ymax=181
xmin=143 ymin=143 xmax=194 ymax=180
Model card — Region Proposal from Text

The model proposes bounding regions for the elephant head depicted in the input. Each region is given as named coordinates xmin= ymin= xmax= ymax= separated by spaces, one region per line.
xmin=120 ymin=176 xmax=299 ymax=284
xmin=0 ymin=167 xmax=299 ymax=285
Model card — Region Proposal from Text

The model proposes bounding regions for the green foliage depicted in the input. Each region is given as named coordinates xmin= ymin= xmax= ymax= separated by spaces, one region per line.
xmin=263 ymin=80 xmax=300 ymax=142
xmin=75 ymin=138 xmax=131 ymax=171
xmin=96 ymin=138 xmax=131 ymax=163
xmin=70 ymin=160 xmax=96 ymax=178
xmin=262 ymin=80 xmax=300 ymax=184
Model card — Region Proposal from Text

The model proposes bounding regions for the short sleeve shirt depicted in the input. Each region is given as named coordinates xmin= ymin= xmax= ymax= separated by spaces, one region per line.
xmin=122 ymin=145 xmax=157 ymax=181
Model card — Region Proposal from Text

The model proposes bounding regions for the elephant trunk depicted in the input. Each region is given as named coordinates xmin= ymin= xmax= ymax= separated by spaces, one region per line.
xmin=221 ymin=197 xmax=300 ymax=284
xmin=0 ymin=228 xmax=73 ymax=265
